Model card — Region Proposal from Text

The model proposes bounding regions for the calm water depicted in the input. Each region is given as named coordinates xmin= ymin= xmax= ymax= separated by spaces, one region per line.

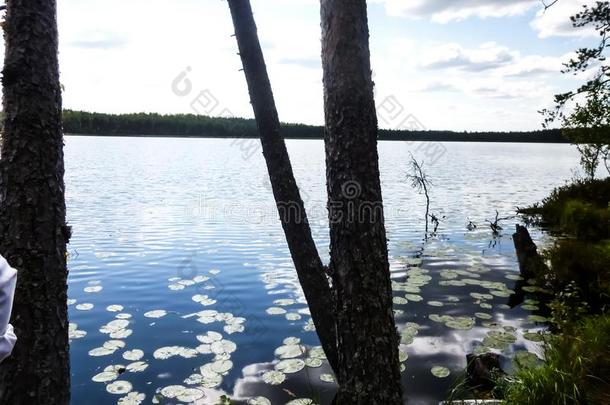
xmin=65 ymin=136 xmax=578 ymax=405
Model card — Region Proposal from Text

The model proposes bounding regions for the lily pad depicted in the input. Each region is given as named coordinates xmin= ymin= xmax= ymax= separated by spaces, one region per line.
xmin=262 ymin=370 xmax=285 ymax=385
xmin=107 ymin=380 xmax=132 ymax=395
xmin=431 ymin=366 xmax=451 ymax=378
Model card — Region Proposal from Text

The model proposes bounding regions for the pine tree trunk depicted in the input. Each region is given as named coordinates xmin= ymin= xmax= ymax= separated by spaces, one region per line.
xmin=226 ymin=0 xmax=339 ymax=372
xmin=0 ymin=1 xmax=71 ymax=404
xmin=320 ymin=0 xmax=403 ymax=403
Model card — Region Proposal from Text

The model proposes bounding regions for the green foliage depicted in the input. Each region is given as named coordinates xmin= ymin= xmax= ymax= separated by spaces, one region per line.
xmin=519 ymin=178 xmax=610 ymax=231
xmin=60 ymin=109 xmax=568 ymax=142
xmin=544 ymin=240 xmax=610 ymax=312
xmin=503 ymin=315 xmax=610 ymax=405
xmin=559 ymin=199 xmax=610 ymax=241
xmin=542 ymin=1 xmax=610 ymax=178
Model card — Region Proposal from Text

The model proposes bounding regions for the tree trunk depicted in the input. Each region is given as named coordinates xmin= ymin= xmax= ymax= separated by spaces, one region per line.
xmin=0 ymin=1 xmax=71 ymax=404
xmin=226 ymin=0 xmax=339 ymax=373
xmin=320 ymin=0 xmax=403 ymax=403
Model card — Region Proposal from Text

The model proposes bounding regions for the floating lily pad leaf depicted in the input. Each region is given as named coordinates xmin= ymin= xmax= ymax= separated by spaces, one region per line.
xmin=100 ymin=319 xmax=130 ymax=334
xmin=192 ymin=294 xmax=217 ymax=306
xmin=527 ymin=315 xmax=549 ymax=323
xmin=490 ymin=290 xmax=512 ymax=298
xmin=431 ymin=366 xmax=451 ymax=378
xmin=92 ymin=371 xmax=118 ymax=383
xmin=286 ymin=313 xmax=302 ymax=321
xmin=428 ymin=301 xmax=444 ymax=307
xmin=473 ymin=345 xmax=490 ymax=355
xmin=209 ymin=269 xmax=221 ymax=275
xmin=446 ymin=296 xmax=460 ymax=303
xmin=84 ymin=286 xmax=103 ymax=293
xmin=275 ymin=344 xmax=305 ymax=359
xmin=69 ymin=326 xmax=87 ymax=339
xmin=497 ymin=304 xmax=511 ymax=310
xmin=160 ymin=385 xmax=186 ymax=399
xmin=144 ymin=310 xmax=167 ymax=319
xmin=104 ymin=340 xmax=126 ymax=350
xmin=88 ymin=347 xmax=116 ymax=357
xmin=200 ymin=364 xmax=223 ymax=388
xmin=211 ymin=339 xmax=237 ymax=355
xmin=75 ymin=303 xmax=94 ymax=311
xmin=115 ymin=313 xmax=132 ymax=320
xmin=274 ymin=299 xmax=295 ymax=306
xmin=126 ymin=361 xmax=148 ymax=372
xmin=248 ymin=397 xmax=271 ymax=405
xmin=470 ymin=293 xmax=493 ymax=300
xmin=193 ymin=275 xmax=210 ymax=283
xmin=67 ymin=299 xmax=77 ymax=305
xmin=405 ymin=294 xmax=423 ymax=302
xmin=197 ymin=316 xmax=216 ymax=325
xmin=107 ymin=380 xmax=133 ymax=395
xmin=308 ymin=346 xmax=326 ymax=359
xmin=506 ymin=274 xmax=524 ymax=281
xmin=262 ymin=370 xmax=285 ymax=385
xmin=168 ymin=284 xmax=185 ymax=291
xmin=266 ymin=307 xmax=287 ymax=315
xmin=523 ymin=332 xmax=545 ymax=342
xmin=521 ymin=304 xmax=539 ymax=311
xmin=178 ymin=279 xmax=196 ymax=286
xmin=320 ymin=373 xmax=336 ymax=383
xmin=514 ymin=351 xmax=540 ymax=369
xmin=399 ymin=350 xmax=409 ymax=362
xmin=275 ymin=359 xmax=305 ymax=374
xmin=211 ymin=359 xmax=233 ymax=374
xmin=184 ymin=373 xmax=204 ymax=385
xmin=197 ymin=331 xmax=223 ymax=344
xmin=285 ymin=399 xmax=314 ymax=405
xmin=224 ymin=322 xmax=244 ymax=333
xmin=104 ymin=364 xmax=126 ymax=373
xmin=196 ymin=344 xmax=212 ymax=354
xmin=110 ymin=329 xmax=133 ymax=339
xmin=305 ymin=357 xmax=323 ymax=368
xmin=479 ymin=303 xmax=492 ymax=309
xmin=393 ymin=297 xmax=408 ymax=305
xmin=179 ymin=348 xmax=199 ymax=358
xmin=107 ymin=305 xmax=124 ymax=312
xmin=176 ymin=388 xmax=205 ymax=402
xmin=303 ymin=319 xmax=316 ymax=332
xmin=445 ymin=317 xmax=475 ymax=330
xmin=227 ymin=316 xmax=246 ymax=325
xmin=475 ymin=312 xmax=493 ymax=320
xmin=400 ymin=363 xmax=406 ymax=373
xmin=283 ymin=337 xmax=301 ymax=345
xmin=153 ymin=346 xmax=183 ymax=360
xmin=117 ymin=392 xmax=145 ymax=405
xmin=440 ymin=270 xmax=458 ymax=279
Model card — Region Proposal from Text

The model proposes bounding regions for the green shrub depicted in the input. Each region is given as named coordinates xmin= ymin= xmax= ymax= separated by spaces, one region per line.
xmin=560 ymin=200 xmax=610 ymax=241
xmin=544 ymin=240 xmax=610 ymax=312
xmin=504 ymin=315 xmax=610 ymax=405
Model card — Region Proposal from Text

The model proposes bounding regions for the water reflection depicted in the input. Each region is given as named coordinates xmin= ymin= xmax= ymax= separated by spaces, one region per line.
xmin=64 ymin=137 xmax=576 ymax=404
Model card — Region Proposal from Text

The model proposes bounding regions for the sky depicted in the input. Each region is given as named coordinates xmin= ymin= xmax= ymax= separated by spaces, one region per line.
xmin=3 ymin=0 xmax=603 ymax=131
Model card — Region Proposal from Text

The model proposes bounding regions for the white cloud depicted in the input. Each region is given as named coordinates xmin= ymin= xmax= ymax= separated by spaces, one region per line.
xmin=531 ymin=0 xmax=598 ymax=38
xmin=421 ymin=42 xmax=517 ymax=71
xmin=372 ymin=0 xmax=537 ymax=23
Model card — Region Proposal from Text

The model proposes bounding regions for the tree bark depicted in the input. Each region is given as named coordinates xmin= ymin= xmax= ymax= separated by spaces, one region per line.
xmin=226 ymin=0 xmax=339 ymax=373
xmin=0 ymin=1 xmax=71 ymax=404
xmin=320 ymin=0 xmax=403 ymax=403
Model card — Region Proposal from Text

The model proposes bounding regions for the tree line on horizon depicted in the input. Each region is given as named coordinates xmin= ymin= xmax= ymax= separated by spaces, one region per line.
xmin=62 ymin=109 xmax=569 ymax=143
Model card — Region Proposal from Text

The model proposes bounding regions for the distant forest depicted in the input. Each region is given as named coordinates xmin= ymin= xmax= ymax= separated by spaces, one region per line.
xmin=62 ymin=110 xmax=569 ymax=143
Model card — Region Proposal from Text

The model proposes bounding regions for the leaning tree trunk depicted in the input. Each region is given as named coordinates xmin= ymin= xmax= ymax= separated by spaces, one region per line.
xmin=320 ymin=0 xmax=403 ymax=403
xmin=0 ymin=1 xmax=71 ymax=404
xmin=227 ymin=0 xmax=339 ymax=372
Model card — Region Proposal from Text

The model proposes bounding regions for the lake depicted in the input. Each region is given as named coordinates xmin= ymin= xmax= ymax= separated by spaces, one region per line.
xmin=65 ymin=136 xmax=578 ymax=405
